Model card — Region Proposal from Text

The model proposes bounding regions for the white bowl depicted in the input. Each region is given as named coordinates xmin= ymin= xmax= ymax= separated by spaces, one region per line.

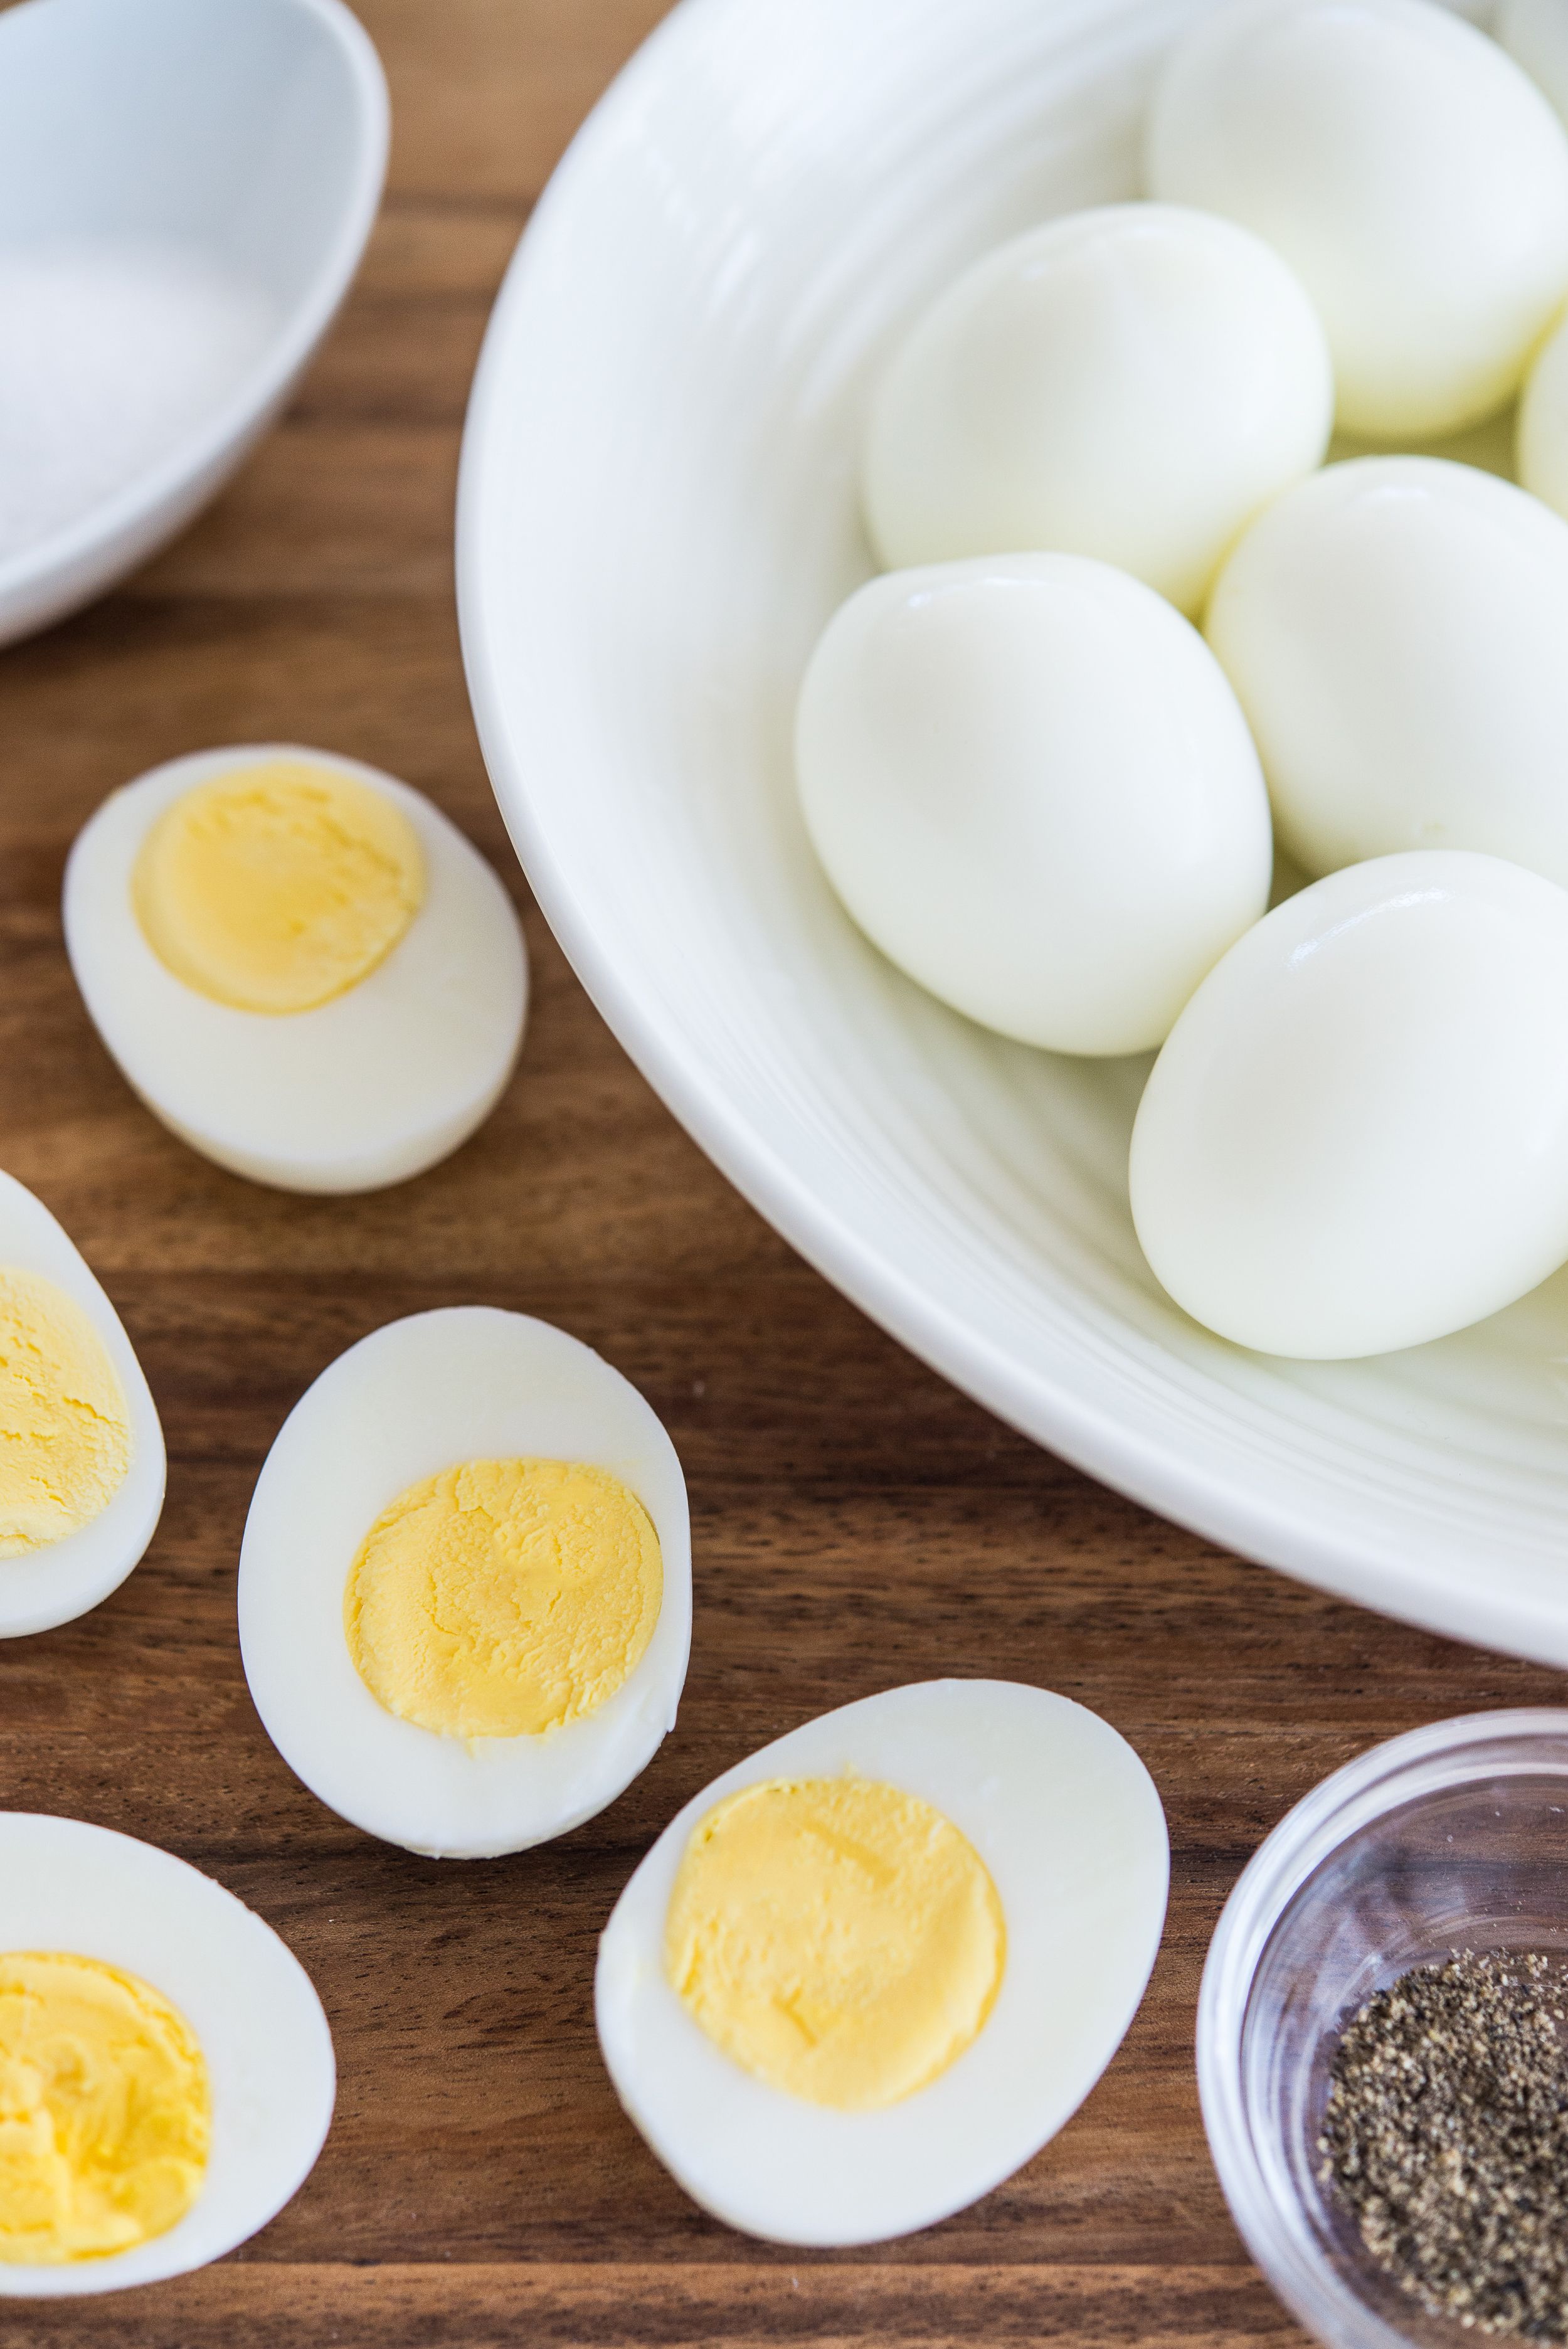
xmin=0 ymin=0 xmax=387 ymax=645
xmin=457 ymin=0 xmax=1564 ymax=1667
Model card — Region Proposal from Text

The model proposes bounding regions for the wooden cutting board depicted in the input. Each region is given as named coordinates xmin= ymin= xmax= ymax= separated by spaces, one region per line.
xmin=1 ymin=5 xmax=1559 ymax=2343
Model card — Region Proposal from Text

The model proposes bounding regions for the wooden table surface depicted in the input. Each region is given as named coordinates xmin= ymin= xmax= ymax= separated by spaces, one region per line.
xmin=1 ymin=6 xmax=1563 ymax=2345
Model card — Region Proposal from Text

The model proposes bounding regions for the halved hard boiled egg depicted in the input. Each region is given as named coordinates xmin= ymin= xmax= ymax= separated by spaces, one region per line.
xmin=596 ymin=1680 xmax=1168 ymax=2246
xmin=238 ymin=1308 xmax=692 ymax=1859
xmin=0 ymin=1172 xmax=164 ymax=1638
xmin=0 ymin=1813 xmax=333 ymax=2296
xmin=63 ymin=745 xmax=527 ymax=1195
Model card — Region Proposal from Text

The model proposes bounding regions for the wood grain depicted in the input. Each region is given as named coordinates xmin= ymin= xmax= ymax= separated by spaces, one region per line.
xmin=1 ymin=6 xmax=1562 ymax=2344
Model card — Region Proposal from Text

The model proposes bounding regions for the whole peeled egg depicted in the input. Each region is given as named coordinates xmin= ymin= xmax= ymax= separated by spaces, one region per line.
xmin=796 ymin=553 xmax=1273 ymax=1058
xmin=1498 ymin=0 xmax=1568 ymax=127
xmin=1146 ymin=0 xmax=1568 ymax=440
xmin=1205 ymin=457 xmax=1568 ymax=887
xmin=862 ymin=203 xmax=1333 ymax=617
xmin=238 ymin=1308 xmax=691 ymax=1859
xmin=0 ymin=1170 xmax=164 ymax=1638
xmin=1129 ymin=852 xmax=1568 ymax=1359
xmin=64 ymin=745 xmax=527 ymax=1195
xmin=596 ymin=1680 xmax=1168 ymax=2245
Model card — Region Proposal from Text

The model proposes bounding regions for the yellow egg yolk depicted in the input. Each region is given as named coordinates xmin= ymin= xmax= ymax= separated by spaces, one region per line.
xmin=344 ymin=1457 xmax=663 ymax=1741
xmin=131 ymin=759 xmax=425 ymax=1015
xmin=664 ymin=1775 xmax=1005 ymax=2112
xmin=0 ymin=1952 xmax=209 ymax=2265
xmin=0 ymin=1268 xmax=132 ymax=1558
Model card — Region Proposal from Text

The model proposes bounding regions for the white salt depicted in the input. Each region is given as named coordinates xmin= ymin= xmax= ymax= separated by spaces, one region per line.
xmin=0 ymin=240 xmax=278 ymax=565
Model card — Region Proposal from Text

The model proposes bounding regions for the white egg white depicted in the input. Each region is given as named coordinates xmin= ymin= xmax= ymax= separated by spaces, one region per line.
xmin=0 ymin=1812 xmax=334 ymax=2298
xmin=797 ymin=554 xmax=1272 ymax=1056
xmin=1130 ymin=851 xmax=1568 ymax=1359
xmin=1205 ymin=457 xmax=1568 ymax=889
xmin=1147 ymin=0 xmax=1568 ymax=440
xmin=0 ymin=1172 xmax=164 ymax=1639
xmin=63 ymin=744 xmax=528 ymax=1196
xmin=237 ymin=1308 xmax=692 ymax=1860
xmin=596 ymin=1680 xmax=1169 ymax=2247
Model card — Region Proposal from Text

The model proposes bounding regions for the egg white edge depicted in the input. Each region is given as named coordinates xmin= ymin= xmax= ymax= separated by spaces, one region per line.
xmin=61 ymin=743 xmax=528 ymax=1194
xmin=0 ymin=1812 xmax=335 ymax=2298
xmin=0 ymin=1171 xmax=166 ymax=1638
xmin=594 ymin=1678 xmax=1170 ymax=2247
xmin=236 ymin=1306 xmax=694 ymax=1859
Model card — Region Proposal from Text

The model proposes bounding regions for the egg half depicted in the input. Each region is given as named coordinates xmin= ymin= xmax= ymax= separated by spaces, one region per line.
xmin=596 ymin=1680 xmax=1168 ymax=2246
xmin=238 ymin=1308 xmax=692 ymax=1859
xmin=63 ymin=745 xmax=527 ymax=1195
xmin=0 ymin=1172 xmax=164 ymax=1638
xmin=0 ymin=1813 xmax=333 ymax=2297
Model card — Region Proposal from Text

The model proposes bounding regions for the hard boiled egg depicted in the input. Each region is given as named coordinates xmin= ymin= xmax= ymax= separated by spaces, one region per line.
xmin=862 ymin=203 xmax=1333 ymax=616
xmin=0 ymin=1812 xmax=332 ymax=2296
xmin=1130 ymin=852 xmax=1568 ymax=1359
xmin=1498 ymin=0 xmax=1568 ymax=128
xmin=238 ymin=1308 xmax=691 ymax=1859
xmin=797 ymin=553 xmax=1272 ymax=1056
xmin=0 ymin=1170 xmax=164 ymax=1638
xmin=1519 ymin=310 xmax=1568 ymax=523
xmin=1205 ymin=457 xmax=1568 ymax=888
xmin=1147 ymin=0 xmax=1568 ymax=440
xmin=64 ymin=745 xmax=527 ymax=1195
xmin=596 ymin=1679 xmax=1168 ymax=2246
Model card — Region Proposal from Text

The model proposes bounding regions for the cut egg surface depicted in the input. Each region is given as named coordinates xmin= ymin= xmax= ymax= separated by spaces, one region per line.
xmin=595 ymin=1680 xmax=1169 ymax=2246
xmin=863 ymin=202 xmax=1333 ymax=617
xmin=797 ymin=553 xmax=1272 ymax=1056
xmin=63 ymin=745 xmax=528 ymax=1196
xmin=1205 ymin=457 xmax=1568 ymax=889
xmin=0 ymin=1172 xmax=164 ymax=1638
xmin=0 ymin=1814 xmax=332 ymax=2298
xmin=1129 ymin=852 xmax=1568 ymax=1360
xmin=1147 ymin=0 xmax=1568 ymax=440
xmin=238 ymin=1308 xmax=692 ymax=1859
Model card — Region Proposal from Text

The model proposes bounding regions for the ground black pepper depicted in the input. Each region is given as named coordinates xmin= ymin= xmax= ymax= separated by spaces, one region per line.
xmin=1320 ymin=1950 xmax=1568 ymax=2341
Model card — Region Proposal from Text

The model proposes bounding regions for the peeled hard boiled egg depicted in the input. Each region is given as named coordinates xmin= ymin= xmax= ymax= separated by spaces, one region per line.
xmin=0 ymin=1171 xmax=164 ymax=1638
xmin=1206 ymin=457 xmax=1568 ymax=887
xmin=0 ymin=1812 xmax=332 ymax=2296
xmin=64 ymin=745 xmax=527 ymax=1195
xmin=797 ymin=553 xmax=1272 ymax=1056
xmin=238 ymin=1308 xmax=691 ymax=1859
xmin=862 ymin=203 xmax=1333 ymax=616
xmin=596 ymin=1679 xmax=1168 ymax=2246
xmin=1147 ymin=0 xmax=1568 ymax=440
xmin=1519 ymin=310 xmax=1568 ymax=522
xmin=1498 ymin=0 xmax=1568 ymax=128
xmin=1130 ymin=852 xmax=1568 ymax=1360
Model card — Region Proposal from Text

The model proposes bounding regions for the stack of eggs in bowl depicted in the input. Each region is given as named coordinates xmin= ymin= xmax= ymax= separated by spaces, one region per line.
xmin=799 ymin=0 xmax=1568 ymax=1365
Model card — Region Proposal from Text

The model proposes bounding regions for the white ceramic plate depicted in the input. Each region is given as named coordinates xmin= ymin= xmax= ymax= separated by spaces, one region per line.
xmin=457 ymin=0 xmax=1565 ymax=1667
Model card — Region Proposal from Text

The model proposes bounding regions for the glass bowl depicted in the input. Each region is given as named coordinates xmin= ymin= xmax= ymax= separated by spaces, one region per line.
xmin=1198 ymin=1710 xmax=1568 ymax=2349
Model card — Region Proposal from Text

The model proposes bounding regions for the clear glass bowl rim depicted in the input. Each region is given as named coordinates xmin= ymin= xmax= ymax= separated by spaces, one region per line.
xmin=1195 ymin=1706 xmax=1568 ymax=2349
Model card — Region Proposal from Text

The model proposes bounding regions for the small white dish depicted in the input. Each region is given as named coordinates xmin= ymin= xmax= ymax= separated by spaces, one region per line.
xmin=457 ymin=0 xmax=1568 ymax=1668
xmin=0 ymin=0 xmax=388 ymax=646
